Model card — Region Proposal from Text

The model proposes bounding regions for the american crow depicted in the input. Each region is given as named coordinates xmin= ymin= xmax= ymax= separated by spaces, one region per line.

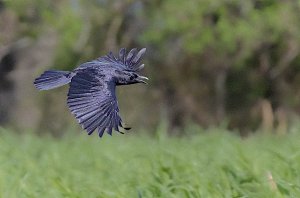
xmin=34 ymin=48 xmax=148 ymax=137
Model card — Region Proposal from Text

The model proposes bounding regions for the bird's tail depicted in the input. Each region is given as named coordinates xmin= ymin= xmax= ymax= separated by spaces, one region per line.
xmin=34 ymin=70 xmax=72 ymax=90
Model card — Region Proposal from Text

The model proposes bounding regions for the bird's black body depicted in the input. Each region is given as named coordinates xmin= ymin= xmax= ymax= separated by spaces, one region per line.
xmin=34 ymin=48 xmax=148 ymax=137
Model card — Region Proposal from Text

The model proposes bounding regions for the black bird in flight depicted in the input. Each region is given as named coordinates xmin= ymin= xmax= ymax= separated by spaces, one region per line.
xmin=34 ymin=48 xmax=148 ymax=137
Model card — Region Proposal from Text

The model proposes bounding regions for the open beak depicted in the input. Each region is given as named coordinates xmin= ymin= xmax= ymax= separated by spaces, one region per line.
xmin=136 ymin=75 xmax=149 ymax=84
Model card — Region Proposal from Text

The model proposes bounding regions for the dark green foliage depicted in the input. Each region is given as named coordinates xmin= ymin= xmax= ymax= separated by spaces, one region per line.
xmin=141 ymin=0 xmax=300 ymax=133
xmin=3 ymin=0 xmax=300 ymax=134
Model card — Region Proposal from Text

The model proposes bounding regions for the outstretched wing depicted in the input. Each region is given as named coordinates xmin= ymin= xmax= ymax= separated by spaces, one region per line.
xmin=97 ymin=48 xmax=146 ymax=72
xmin=67 ymin=69 xmax=126 ymax=137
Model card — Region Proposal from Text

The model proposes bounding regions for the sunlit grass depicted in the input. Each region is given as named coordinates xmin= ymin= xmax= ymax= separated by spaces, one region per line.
xmin=0 ymin=127 xmax=300 ymax=197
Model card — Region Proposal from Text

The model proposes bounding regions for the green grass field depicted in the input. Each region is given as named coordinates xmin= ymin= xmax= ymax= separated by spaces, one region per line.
xmin=1 ymin=127 xmax=300 ymax=198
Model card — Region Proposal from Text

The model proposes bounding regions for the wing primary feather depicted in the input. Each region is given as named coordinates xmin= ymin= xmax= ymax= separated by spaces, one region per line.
xmin=131 ymin=48 xmax=146 ymax=66
xmin=82 ymin=103 xmax=112 ymax=132
xmin=96 ymin=107 xmax=114 ymax=137
xmin=126 ymin=48 xmax=138 ymax=64
xmin=97 ymin=126 xmax=106 ymax=138
xmin=106 ymin=110 xmax=115 ymax=135
xmin=112 ymin=111 xmax=120 ymax=132
xmin=98 ymin=115 xmax=112 ymax=137
xmin=119 ymin=48 xmax=126 ymax=63
xmin=76 ymin=107 xmax=99 ymax=121
xmin=69 ymin=102 xmax=96 ymax=112
xmin=84 ymin=112 xmax=105 ymax=135
xmin=84 ymin=101 xmax=110 ymax=127
xmin=84 ymin=113 xmax=103 ymax=135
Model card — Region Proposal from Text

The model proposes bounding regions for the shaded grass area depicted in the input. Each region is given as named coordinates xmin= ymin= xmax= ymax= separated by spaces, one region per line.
xmin=0 ymin=128 xmax=300 ymax=197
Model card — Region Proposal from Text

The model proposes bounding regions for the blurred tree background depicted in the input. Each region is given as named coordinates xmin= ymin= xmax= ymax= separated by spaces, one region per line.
xmin=1 ymin=0 xmax=300 ymax=136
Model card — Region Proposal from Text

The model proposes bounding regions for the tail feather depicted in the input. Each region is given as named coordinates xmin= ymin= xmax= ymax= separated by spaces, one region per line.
xmin=34 ymin=70 xmax=71 ymax=90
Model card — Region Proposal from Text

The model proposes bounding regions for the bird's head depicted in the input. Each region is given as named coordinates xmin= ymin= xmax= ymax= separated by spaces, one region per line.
xmin=114 ymin=70 xmax=149 ymax=85
xmin=101 ymin=47 xmax=148 ymax=86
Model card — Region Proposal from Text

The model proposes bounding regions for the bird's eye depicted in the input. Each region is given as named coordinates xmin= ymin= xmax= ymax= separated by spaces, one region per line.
xmin=129 ymin=74 xmax=138 ymax=81
xmin=130 ymin=75 xmax=135 ymax=80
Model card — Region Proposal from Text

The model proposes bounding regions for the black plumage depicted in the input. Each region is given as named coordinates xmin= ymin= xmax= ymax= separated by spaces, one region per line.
xmin=34 ymin=48 xmax=148 ymax=137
